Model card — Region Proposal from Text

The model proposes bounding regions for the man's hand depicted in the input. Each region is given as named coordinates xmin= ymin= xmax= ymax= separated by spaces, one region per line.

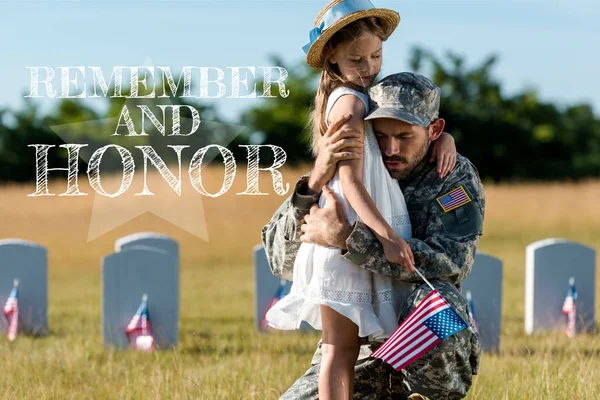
xmin=308 ymin=114 xmax=363 ymax=195
xmin=300 ymin=186 xmax=352 ymax=249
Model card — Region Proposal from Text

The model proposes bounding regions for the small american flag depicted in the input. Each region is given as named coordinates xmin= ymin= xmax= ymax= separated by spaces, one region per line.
xmin=371 ymin=289 xmax=468 ymax=371
xmin=436 ymin=186 xmax=471 ymax=212
xmin=562 ymin=277 xmax=577 ymax=338
xmin=261 ymin=279 xmax=288 ymax=330
xmin=466 ymin=290 xmax=478 ymax=332
xmin=3 ymin=279 xmax=19 ymax=342
xmin=126 ymin=294 xmax=154 ymax=351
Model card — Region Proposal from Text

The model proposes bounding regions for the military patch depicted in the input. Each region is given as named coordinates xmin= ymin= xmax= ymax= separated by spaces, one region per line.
xmin=436 ymin=186 xmax=472 ymax=212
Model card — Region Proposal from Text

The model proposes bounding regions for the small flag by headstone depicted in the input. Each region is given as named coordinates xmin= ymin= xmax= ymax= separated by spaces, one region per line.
xmin=0 ymin=240 xmax=48 ymax=336
xmin=562 ymin=277 xmax=577 ymax=338
xmin=371 ymin=271 xmax=468 ymax=371
xmin=3 ymin=279 xmax=19 ymax=341
xmin=466 ymin=290 xmax=478 ymax=332
xmin=126 ymin=294 xmax=154 ymax=352
xmin=261 ymin=279 xmax=288 ymax=330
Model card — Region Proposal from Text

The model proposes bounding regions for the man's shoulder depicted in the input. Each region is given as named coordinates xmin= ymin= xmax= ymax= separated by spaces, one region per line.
xmin=434 ymin=153 xmax=485 ymax=237
xmin=452 ymin=153 xmax=480 ymax=179
xmin=445 ymin=153 xmax=484 ymax=199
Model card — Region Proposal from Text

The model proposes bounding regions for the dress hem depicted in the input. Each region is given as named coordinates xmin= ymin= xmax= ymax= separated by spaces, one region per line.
xmin=266 ymin=293 xmax=398 ymax=341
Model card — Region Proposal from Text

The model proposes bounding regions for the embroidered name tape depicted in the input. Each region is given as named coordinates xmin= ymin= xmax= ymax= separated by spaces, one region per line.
xmin=436 ymin=186 xmax=472 ymax=212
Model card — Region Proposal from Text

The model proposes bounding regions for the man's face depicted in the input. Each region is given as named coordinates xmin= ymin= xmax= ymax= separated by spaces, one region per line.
xmin=372 ymin=118 xmax=431 ymax=180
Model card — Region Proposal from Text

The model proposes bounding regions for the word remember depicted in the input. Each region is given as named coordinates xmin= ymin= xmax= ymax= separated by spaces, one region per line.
xmin=26 ymin=66 xmax=290 ymax=99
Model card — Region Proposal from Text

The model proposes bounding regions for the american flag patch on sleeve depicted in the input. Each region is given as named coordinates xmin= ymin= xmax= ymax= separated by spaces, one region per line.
xmin=436 ymin=186 xmax=472 ymax=212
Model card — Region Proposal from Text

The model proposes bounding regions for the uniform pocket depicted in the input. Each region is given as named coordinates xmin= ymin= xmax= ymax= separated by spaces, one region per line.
xmin=439 ymin=200 xmax=483 ymax=238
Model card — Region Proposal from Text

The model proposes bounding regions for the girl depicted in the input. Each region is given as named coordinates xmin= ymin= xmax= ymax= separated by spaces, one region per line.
xmin=266 ymin=1 xmax=456 ymax=398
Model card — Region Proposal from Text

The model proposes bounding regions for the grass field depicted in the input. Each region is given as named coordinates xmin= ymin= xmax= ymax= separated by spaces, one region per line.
xmin=0 ymin=166 xmax=599 ymax=399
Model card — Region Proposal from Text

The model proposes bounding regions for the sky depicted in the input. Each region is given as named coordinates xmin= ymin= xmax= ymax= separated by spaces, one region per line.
xmin=0 ymin=0 xmax=599 ymax=122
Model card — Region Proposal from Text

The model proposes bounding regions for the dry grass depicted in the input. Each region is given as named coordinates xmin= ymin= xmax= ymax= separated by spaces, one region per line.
xmin=0 ymin=166 xmax=599 ymax=399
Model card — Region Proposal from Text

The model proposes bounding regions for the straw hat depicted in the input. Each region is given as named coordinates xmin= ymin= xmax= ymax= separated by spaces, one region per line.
xmin=303 ymin=0 xmax=400 ymax=70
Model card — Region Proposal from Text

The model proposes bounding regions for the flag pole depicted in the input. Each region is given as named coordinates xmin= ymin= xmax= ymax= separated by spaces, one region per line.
xmin=142 ymin=294 xmax=148 ymax=336
xmin=413 ymin=267 xmax=436 ymax=291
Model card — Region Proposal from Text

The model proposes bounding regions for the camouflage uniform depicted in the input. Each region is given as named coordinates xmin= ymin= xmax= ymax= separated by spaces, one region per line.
xmin=261 ymin=73 xmax=485 ymax=400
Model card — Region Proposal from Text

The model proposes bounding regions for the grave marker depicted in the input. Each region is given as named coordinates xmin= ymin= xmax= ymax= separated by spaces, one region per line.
xmin=115 ymin=232 xmax=179 ymax=258
xmin=462 ymin=252 xmax=503 ymax=352
xmin=254 ymin=245 xmax=293 ymax=331
xmin=0 ymin=239 xmax=48 ymax=336
xmin=102 ymin=247 xmax=178 ymax=348
xmin=525 ymin=238 xmax=596 ymax=335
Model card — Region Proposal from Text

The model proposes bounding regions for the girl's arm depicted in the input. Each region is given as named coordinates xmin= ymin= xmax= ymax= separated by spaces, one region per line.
xmin=328 ymin=95 xmax=414 ymax=270
xmin=429 ymin=132 xmax=456 ymax=178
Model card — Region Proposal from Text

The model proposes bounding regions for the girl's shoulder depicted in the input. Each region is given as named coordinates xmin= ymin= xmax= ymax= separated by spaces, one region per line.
xmin=326 ymin=86 xmax=370 ymax=121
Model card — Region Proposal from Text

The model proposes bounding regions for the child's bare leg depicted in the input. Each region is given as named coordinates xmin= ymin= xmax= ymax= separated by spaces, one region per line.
xmin=319 ymin=305 xmax=360 ymax=400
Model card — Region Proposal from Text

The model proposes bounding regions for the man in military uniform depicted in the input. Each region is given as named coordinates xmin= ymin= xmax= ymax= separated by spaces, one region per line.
xmin=261 ymin=72 xmax=485 ymax=400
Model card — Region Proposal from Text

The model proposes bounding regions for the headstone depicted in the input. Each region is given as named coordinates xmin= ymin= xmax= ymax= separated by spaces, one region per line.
xmin=102 ymin=247 xmax=179 ymax=349
xmin=254 ymin=244 xmax=297 ymax=331
xmin=0 ymin=239 xmax=48 ymax=336
xmin=462 ymin=252 xmax=503 ymax=352
xmin=115 ymin=232 xmax=179 ymax=343
xmin=115 ymin=232 xmax=179 ymax=259
xmin=525 ymin=238 xmax=596 ymax=335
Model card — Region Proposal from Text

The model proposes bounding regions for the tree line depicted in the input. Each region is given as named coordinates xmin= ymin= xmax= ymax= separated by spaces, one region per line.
xmin=1 ymin=48 xmax=599 ymax=183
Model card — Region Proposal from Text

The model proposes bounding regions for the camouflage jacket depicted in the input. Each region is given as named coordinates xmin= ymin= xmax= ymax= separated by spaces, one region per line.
xmin=262 ymin=152 xmax=485 ymax=398
xmin=261 ymin=152 xmax=485 ymax=290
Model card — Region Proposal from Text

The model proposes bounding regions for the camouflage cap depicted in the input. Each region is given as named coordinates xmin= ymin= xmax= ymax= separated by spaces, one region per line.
xmin=365 ymin=72 xmax=441 ymax=127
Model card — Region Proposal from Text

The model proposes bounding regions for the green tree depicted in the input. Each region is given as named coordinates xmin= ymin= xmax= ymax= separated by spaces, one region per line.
xmin=409 ymin=47 xmax=600 ymax=180
xmin=238 ymin=56 xmax=320 ymax=165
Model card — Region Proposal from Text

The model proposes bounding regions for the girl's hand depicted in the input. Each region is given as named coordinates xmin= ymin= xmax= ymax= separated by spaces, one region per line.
xmin=429 ymin=132 xmax=456 ymax=179
xmin=309 ymin=114 xmax=363 ymax=193
xmin=381 ymin=236 xmax=415 ymax=272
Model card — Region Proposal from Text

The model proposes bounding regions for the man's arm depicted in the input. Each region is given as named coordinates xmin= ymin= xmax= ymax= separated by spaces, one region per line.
xmin=261 ymin=177 xmax=319 ymax=280
xmin=342 ymin=166 xmax=485 ymax=285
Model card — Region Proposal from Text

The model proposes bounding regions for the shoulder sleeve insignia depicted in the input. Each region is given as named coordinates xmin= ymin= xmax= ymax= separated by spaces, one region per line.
xmin=436 ymin=185 xmax=472 ymax=212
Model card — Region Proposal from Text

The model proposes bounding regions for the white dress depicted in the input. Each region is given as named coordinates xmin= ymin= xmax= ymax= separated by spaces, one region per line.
xmin=265 ymin=87 xmax=412 ymax=340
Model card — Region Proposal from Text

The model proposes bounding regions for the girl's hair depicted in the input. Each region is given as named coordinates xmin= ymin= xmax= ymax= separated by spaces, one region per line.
xmin=309 ymin=17 xmax=389 ymax=156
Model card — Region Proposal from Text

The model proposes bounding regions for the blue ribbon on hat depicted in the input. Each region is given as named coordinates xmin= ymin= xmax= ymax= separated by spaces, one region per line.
xmin=302 ymin=0 xmax=376 ymax=55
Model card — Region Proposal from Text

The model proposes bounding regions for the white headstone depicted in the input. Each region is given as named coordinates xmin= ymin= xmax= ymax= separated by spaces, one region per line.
xmin=462 ymin=252 xmax=503 ymax=352
xmin=115 ymin=232 xmax=179 ymax=258
xmin=0 ymin=239 xmax=48 ymax=336
xmin=102 ymin=247 xmax=179 ymax=349
xmin=254 ymin=244 xmax=295 ymax=331
xmin=525 ymin=238 xmax=596 ymax=335
xmin=115 ymin=233 xmax=179 ymax=341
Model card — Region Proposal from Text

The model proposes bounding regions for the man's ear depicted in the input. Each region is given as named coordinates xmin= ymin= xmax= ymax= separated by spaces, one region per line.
xmin=429 ymin=118 xmax=445 ymax=141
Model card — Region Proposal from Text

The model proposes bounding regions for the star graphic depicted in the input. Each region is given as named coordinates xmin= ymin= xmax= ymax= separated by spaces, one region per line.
xmin=47 ymin=58 xmax=248 ymax=242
